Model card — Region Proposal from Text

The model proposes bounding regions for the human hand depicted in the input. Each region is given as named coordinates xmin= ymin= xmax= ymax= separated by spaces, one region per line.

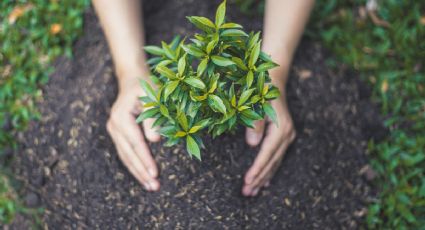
xmin=242 ymin=95 xmax=296 ymax=196
xmin=106 ymin=77 xmax=161 ymax=191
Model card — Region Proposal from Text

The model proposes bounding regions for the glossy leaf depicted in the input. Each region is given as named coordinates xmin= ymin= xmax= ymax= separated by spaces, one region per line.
xmin=208 ymin=94 xmax=227 ymax=114
xmin=144 ymin=46 xmax=164 ymax=56
xmin=184 ymin=77 xmax=206 ymax=89
xmin=140 ymin=79 xmax=157 ymax=101
xmin=215 ymin=0 xmax=226 ymax=26
xmin=211 ymin=55 xmax=235 ymax=66
xmin=186 ymin=135 xmax=201 ymax=160
xmin=263 ymin=102 xmax=278 ymax=125
xmin=221 ymin=29 xmax=248 ymax=37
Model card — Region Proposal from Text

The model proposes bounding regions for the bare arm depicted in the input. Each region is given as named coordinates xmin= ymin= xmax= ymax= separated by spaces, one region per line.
xmin=93 ymin=0 xmax=161 ymax=191
xmin=263 ymin=0 xmax=315 ymax=89
xmin=243 ymin=0 xmax=315 ymax=196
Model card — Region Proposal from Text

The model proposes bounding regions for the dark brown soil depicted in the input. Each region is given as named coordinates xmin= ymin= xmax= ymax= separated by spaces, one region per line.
xmin=9 ymin=0 xmax=385 ymax=229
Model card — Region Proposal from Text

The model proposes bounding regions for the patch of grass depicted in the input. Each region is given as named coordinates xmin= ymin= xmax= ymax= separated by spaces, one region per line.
xmin=0 ymin=0 xmax=90 ymax=224
xmin=308 ymin=0 xmax=425 ymax=228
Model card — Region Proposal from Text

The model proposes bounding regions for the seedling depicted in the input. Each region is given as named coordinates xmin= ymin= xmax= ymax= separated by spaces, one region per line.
xmin=138 ymin=0 xmax=280 ymax=160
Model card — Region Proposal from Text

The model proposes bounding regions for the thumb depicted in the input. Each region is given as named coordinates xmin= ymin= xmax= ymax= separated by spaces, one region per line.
xmin=245 ymin=120 xmax=265 ymax=147
xmin=142 ymin=118 xmax=161 ymax=142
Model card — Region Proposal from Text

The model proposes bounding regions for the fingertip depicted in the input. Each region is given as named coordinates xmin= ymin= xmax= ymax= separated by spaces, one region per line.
xmin=142 ymin=119 xmax=161 ymax=142
xmin=144 ymin=126 xmax=161 ymax=143
xmin=242 ymin=186 xmax=252 ymax=197
xmin=149 ymin=180 xmax=160 ymax=191
xmin=245 ymin=128 xmax=262 ymax=147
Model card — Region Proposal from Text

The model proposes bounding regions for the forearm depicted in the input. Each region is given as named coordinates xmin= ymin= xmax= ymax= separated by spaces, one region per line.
xmin=262 ymin=0 xmax=315 ymax=90
xmin=92 ymin=0 xmax=149 ymax=91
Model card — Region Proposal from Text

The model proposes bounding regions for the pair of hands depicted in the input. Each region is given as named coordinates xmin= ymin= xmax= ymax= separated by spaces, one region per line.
xmin=106 ymin=76 xmax=295 ymax=196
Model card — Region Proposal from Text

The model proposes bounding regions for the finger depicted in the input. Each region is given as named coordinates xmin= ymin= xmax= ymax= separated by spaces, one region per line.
xmin=115 ymin=144 xmax=150 ymax=190
xmin=250 ymin=139 xmax=289 ymax=189
xmin=142 ymin=118 xmax=161 ymax=142
xmin=244 ymin=124 xmax=282 ymax=186
xmin=245 ymin=120 xmax=266 ymax=147
xmin=244 ymin=140 xmax=288 ymax=197
xmin=119 ymin=116 xmax=160 ymax=180
xmin=108 ymin=124 xmax=155 ymax=190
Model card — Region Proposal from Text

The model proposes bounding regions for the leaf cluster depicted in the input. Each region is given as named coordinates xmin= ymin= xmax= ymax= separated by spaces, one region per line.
xmin=138 ymin=1 xmax=280 ymax=160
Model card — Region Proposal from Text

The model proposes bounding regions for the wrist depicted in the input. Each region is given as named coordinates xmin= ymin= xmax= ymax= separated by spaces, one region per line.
xmin=116 ymin=66 xmax=150 ymax=93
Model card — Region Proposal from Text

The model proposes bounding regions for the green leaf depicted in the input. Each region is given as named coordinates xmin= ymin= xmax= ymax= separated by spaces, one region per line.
xmin=152 ymin=116 xmax=167 ymax=128
xmin=231 ymin=57 xmax=248 ymax=70
xmin=259 ymin=51 xmax=273 ymax=62
xmin=263 ymin=103 xmax=278 ymax=125
xmin=144 ymin=46 xmax=164 ymax=56
xmin=209 ymin=75 xmax=219 ymax=93
xmin=161 ymin=41 xmax=175 ymax=60
xmin=159 ymin=126 xmax=176 ymax=136
xmin=177 ymin=56 xmax=186 ymax=76
xmin=164 ymin=80 xmax=180 ymax=100
xmin=182 ymin=45 xmax=205 ymax=58
xmin=221 ymin=29 xmax=248 ymax=37
xmin=246 ymin=71 xmax=254 ymax=88
xmin=256 ymin=62 xmax=278 ymax=72
xmin=249 ymin=41 xmax=261 ymax=68
xmin=257 ymin=72 xmax=265 ymax=92
xmin=208 ymin=94 xmax=227 ymax=114
xmin=186 ymin=135 xmax=201 ymax=160
xmin=177 ymin=112 xmax=189 ymax=131
xmin=206 ymin=40 xmax=217 ymax=54
xmin=156 ymin=65 xmax=176 ymax=79
xmin=220 ymin=23 xmax=242 ymax=29
xmin=187 ymin=16 xmax=216 ymax=33
xmin=159 ymin=105 xmax=170 ymax=117
xmin=184 ymin=77 xmax=206 ymax=89
xmin=194 ymin=118 xmax=211 ymax=128
xmin=136 ymin=108 xmax=159 ymax=123
xmin=215 ymin=0 xmax=226 ymax=26
xmin=140 ymin=79 xmax=157 ymax=101
xmin=189 ymin=125 xmax=202 ymax=134
xmin=175 ymin=131 xmax=187 ymax=137
xmin=197 ymin=58 xmax=209 ymax=76
xmin=241 ymin=109 xmax=262 ymax=120
xmin=239 ymin=115 xmax=255 ymax=128
xmin=248 ymin=32 xmax=260 ymax=51
xmin=238 ymin=88 xmax=255 ymax=106
xmin=211 ymin=55 xmax=235 ymax=66
xmin=265 ymin=87 xmax=280 ymax=99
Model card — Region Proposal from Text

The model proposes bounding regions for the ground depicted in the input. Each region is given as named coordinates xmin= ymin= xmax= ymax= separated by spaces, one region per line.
xmin=9 ymin=0 xmax=385 ymax=229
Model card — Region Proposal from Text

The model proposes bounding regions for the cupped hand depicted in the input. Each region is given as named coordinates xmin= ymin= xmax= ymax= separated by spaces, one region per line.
xmin=242 ymin=95 xmax=296 ymax=196
xmin=106 ymin=77 xmax=161 ymax=191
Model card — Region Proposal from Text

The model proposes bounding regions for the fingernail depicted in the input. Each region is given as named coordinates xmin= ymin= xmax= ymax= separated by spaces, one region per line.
xmin=149 ymin=181 xmax=158 ymax=191
xmin=252 ymin=188 xmax=259 ymax=196
xmin=148 ymin=168 xmax=157 ymax=178
xmin=144 ymin=183 xmax=151 ymax=191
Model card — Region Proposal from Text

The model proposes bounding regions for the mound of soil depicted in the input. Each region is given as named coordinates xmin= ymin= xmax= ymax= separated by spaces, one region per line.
xmin=9 ymin=0 xmax=385 ymax=229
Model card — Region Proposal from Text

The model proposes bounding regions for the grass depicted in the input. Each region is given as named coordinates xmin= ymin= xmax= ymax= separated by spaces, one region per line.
xmin=0 ymin=0 xmax=90 ymax=224
xmin=307 ymin=0 xmax=424 ymax=228
xmin=0 ymin=0 xmax=424 ymax=228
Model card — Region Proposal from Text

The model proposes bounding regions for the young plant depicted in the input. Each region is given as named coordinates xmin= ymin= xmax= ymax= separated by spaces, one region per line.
xmin=138 ymin=0 xmax=280 ymax=160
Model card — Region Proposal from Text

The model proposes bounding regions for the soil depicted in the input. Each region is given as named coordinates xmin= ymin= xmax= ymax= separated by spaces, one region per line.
xmin=8 ymin=0 xmax=386 ymax=229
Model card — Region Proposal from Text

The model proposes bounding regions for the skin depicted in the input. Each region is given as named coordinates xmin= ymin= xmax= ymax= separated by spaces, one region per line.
xmin=92 ymin=0 xmax=315 ymax=195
